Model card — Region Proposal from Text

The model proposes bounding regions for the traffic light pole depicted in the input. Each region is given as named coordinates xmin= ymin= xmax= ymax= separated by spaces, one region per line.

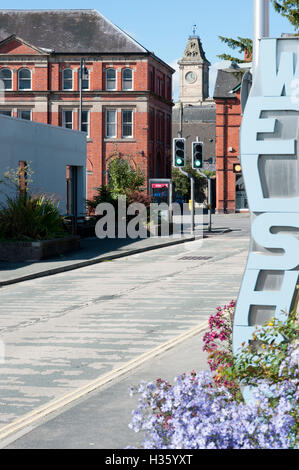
xmin=193 ymin=137 xmax=212 ymax=232
xmin=178 ymin=167 xmax=195 ymax=235
xmin=195 ymin=169 xmax=212 ymax=233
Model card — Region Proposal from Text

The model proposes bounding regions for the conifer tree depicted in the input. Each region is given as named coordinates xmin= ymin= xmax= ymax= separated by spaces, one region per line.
xmin=217 ymin=1 xmax=299 ymax=63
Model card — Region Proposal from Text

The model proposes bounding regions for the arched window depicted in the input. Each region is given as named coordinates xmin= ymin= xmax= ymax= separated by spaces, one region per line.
xmin=63 ymin=68 xmax=73 ymax=90
xmin=122 ymin=68 xmax=133 ymax=90
xmin=18 ymin=68 xmax=31 ymax=90
xmin=0 ymin=68 xmax=12 ymax=90
xmin=106 ymin=68 xmax=116 ymax=90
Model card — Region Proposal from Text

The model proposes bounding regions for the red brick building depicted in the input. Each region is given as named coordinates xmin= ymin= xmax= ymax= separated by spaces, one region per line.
xmin=213 ymin=69 xmax=247 ymax=213
xmin=0 ymin=10 xmax=174 ymax=204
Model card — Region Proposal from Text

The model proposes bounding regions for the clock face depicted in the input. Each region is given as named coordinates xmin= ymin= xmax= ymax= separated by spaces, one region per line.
xmin=185 ymin=71 xmax=197 ymax=83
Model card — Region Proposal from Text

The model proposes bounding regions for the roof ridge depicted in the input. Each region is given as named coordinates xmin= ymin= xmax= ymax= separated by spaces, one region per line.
xmin=92 ymin=10 xmax=148 ymax=54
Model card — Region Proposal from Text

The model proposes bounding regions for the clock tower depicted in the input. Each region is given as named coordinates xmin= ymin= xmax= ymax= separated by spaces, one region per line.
xmin=178 ymin=33 xmax=211 ymax=105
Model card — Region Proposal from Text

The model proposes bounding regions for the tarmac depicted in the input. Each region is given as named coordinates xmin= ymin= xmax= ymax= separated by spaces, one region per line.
xmin=0 ymin=213 xmax=237 ymax=287
xmin=0 ymin=213 xmax=250 ymax=449
xmin=1 ymin=325 xmax=210 ymax=449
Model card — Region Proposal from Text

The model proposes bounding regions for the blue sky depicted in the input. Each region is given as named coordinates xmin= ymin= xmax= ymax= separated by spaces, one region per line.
xmin=2 ymin=1 xmax=297 ymax=97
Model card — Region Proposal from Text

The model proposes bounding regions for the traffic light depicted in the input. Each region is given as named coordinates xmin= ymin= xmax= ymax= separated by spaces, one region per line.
xmin=173 ymin=138 xmax=186 ymax=168
xmin=192 ymin=142 xmax=204 ymax=170
xmin=233 ymin=163 xmax=242 ymax=174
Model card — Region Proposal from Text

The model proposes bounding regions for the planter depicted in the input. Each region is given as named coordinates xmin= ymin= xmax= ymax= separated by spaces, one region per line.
xmin=0 ymin=236 xmax=80 ymax=262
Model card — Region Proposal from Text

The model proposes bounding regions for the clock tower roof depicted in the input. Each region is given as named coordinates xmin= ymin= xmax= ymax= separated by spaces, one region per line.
xmin=177 ymin=33 xmax=212 ymax=106
xmin=178 ymin=35 xmax=210 ymax=66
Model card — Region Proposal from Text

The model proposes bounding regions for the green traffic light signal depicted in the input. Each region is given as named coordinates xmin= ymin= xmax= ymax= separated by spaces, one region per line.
xmin=173 ymin=138 xmax=186 ymax=167
xmin=192 ymin=142 xmax=204 ymax=170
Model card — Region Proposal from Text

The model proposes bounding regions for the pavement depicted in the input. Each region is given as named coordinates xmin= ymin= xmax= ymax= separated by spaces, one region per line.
xmin=0 ymin=213 xmax=250 ymax=449
xmin=0 ymin=213 xmax=249 ymax=287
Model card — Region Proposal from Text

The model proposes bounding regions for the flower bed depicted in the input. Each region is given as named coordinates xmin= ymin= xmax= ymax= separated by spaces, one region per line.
xmin=128 ymin=303 xmax=298 ymax=449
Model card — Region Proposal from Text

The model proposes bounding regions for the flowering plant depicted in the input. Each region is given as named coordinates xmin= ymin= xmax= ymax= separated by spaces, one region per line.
xmin=128 ymin=303 xmax=298 ymax=449
xmin=234 ymin=311 xmax=298 ymax=386
xmin=129 ymin=369 xmax=298 ymax=449
xmin=202 ymin=300 xmax=241 ymax=399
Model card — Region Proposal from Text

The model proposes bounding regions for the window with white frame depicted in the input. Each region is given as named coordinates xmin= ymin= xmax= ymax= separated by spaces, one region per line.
xmin=122 ymin=110 xmax=133 ymax=138
xmin=0 ymin=68 xmax=12 ymax=90
xmin=63 ymin=69 xmax=73 ymax=90
xmin=62 ymin=110 xmax=73 ymax=129
xmin=18 ymin=68 xmax=31 ymax=90
xmin=81 ymin=110 xmax=89 ymax=135
xmin=18 ymin=110 xmax=32 ymax=120
xmin=106 ymin=109 xmax=117 ymax=138
xmin=106 ymin=68 xmax=116 ymax=90
xmin=0 ymin=109 xmax=12 ymax=116
xmin=122 ymin=68 xmax=133 ymax=91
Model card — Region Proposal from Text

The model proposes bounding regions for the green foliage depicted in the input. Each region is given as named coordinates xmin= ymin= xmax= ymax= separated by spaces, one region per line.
xmin=233 ymin=311 xmax=298 ymax=386
xmin=0 ymin=163 xmax=66 ymax=241
xmin=171 ymin=163 xmax=208 ymax=202
xmin=272 ymin=0 xmax=299 ymax=31
xmin=86 ymin=185 xmax=117 ymax=215
xmin=86 ymin=159 xmax=151 ymax=215
xmin=218 ymin=2 xmax=299 ymax=65
xmin=0 ymin=194 xmax=66 ymax=241
xmin=108 ymin=158 xmax=145 ymax=200
xmin=0 ymin=161 xmax=34 ymax=197
xmin=217 ymin=36 xmax=253 ymax=63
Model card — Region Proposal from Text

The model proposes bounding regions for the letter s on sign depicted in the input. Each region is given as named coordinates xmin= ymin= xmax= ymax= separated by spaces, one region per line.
xmin=248 ymin=212 xmax=299 ymax=271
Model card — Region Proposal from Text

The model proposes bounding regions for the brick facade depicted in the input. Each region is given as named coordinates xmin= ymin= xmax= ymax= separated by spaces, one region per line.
xmin=214 ymin=92 xmax=242 ymax=213
xmin=0 ymin=36 xmax=174 ymax=204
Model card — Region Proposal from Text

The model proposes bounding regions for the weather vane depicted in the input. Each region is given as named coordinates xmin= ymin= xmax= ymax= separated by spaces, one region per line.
xmin=192 ymin=24 xmax=197 ymax=35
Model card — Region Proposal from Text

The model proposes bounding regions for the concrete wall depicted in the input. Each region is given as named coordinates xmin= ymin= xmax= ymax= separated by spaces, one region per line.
xmin=0 ymin=114 xmax=86 ymax=215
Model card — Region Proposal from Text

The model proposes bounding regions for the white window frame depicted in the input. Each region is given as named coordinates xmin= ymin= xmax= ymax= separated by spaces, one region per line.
xmin=122 ymin=68 xmax=133 ymax=91
xmin=122 ymin=109 xmax=134 ymax=138
xmin=0 ymin=68 xmax=12 ymax=90
xmin=106 ymin=109 xmax=117 ymax=138
xmin=106 ymin=68 xmax=117 ymax=91
xmin=81 ymin=109 xmax=90 ymax=137
xmin=62 ymin=110 xmax=73 ymax=129
xmin=63 ymin=68 xmax=73 ymax=91
xmin=17 ymin=109 xmax=32 ymax=120
xmin=18 ymin=68 xmax=31 ymax=91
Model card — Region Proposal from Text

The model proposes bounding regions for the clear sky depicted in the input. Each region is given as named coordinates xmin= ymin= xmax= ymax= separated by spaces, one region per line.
xmin=2 ymin=1 xmax=297 ymax=98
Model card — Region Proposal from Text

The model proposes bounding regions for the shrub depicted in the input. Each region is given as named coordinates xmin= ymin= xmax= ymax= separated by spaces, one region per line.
xmin=86 ymin=185 xmax=117 ymax=215
xmin=108 ymin=158 xmax=145 ymax=200
xmin=128 ymin=304 xmax=298 ymax=449
xmin=0 ymin=194 xmax=67 ymax=241
xmin=129 ymin=370 xmax=297 ymax=449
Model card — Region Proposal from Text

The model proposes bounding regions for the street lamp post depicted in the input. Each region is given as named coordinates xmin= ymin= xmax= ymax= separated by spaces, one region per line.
xmin=79 ymin=58 xmax=85 ymax=132
xmin=253 ymin=0 xmax=270 ymax=76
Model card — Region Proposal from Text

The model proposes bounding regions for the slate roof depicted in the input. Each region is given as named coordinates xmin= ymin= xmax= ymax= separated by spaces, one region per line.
xmin=213 ymin=70 xmax=241 ymax=99
xmin=0 ymin=9 xmax=149 ymax=54
xmin=172 ymin=105 xmax=216 ymax=123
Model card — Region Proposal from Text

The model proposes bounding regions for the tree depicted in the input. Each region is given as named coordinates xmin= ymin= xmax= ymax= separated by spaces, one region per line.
xmin=171 ymin=163 xmax=211 ymax=203
xmin=272 ymin=0 xmax=299 ymax=32
xmin=217 ymin=1 xmax=299 ymax=63
xmin=217 ymin=36 xmax=252 ymax=63
xmin=108 ymin=158 xmax=145 ymax=200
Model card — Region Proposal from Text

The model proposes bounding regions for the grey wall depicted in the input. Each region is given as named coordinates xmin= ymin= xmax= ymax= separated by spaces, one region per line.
xmin=0 ymin=114 xmax=86 ymax=215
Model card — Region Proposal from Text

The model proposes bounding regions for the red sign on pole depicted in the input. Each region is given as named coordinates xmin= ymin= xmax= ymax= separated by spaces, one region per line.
xmin=151 ymin=183 xmax=169 ymax=189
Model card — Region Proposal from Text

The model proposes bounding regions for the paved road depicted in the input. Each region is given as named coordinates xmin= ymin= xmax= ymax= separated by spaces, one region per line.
xmin=0 ymin=223 xmax=250 ymax=434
